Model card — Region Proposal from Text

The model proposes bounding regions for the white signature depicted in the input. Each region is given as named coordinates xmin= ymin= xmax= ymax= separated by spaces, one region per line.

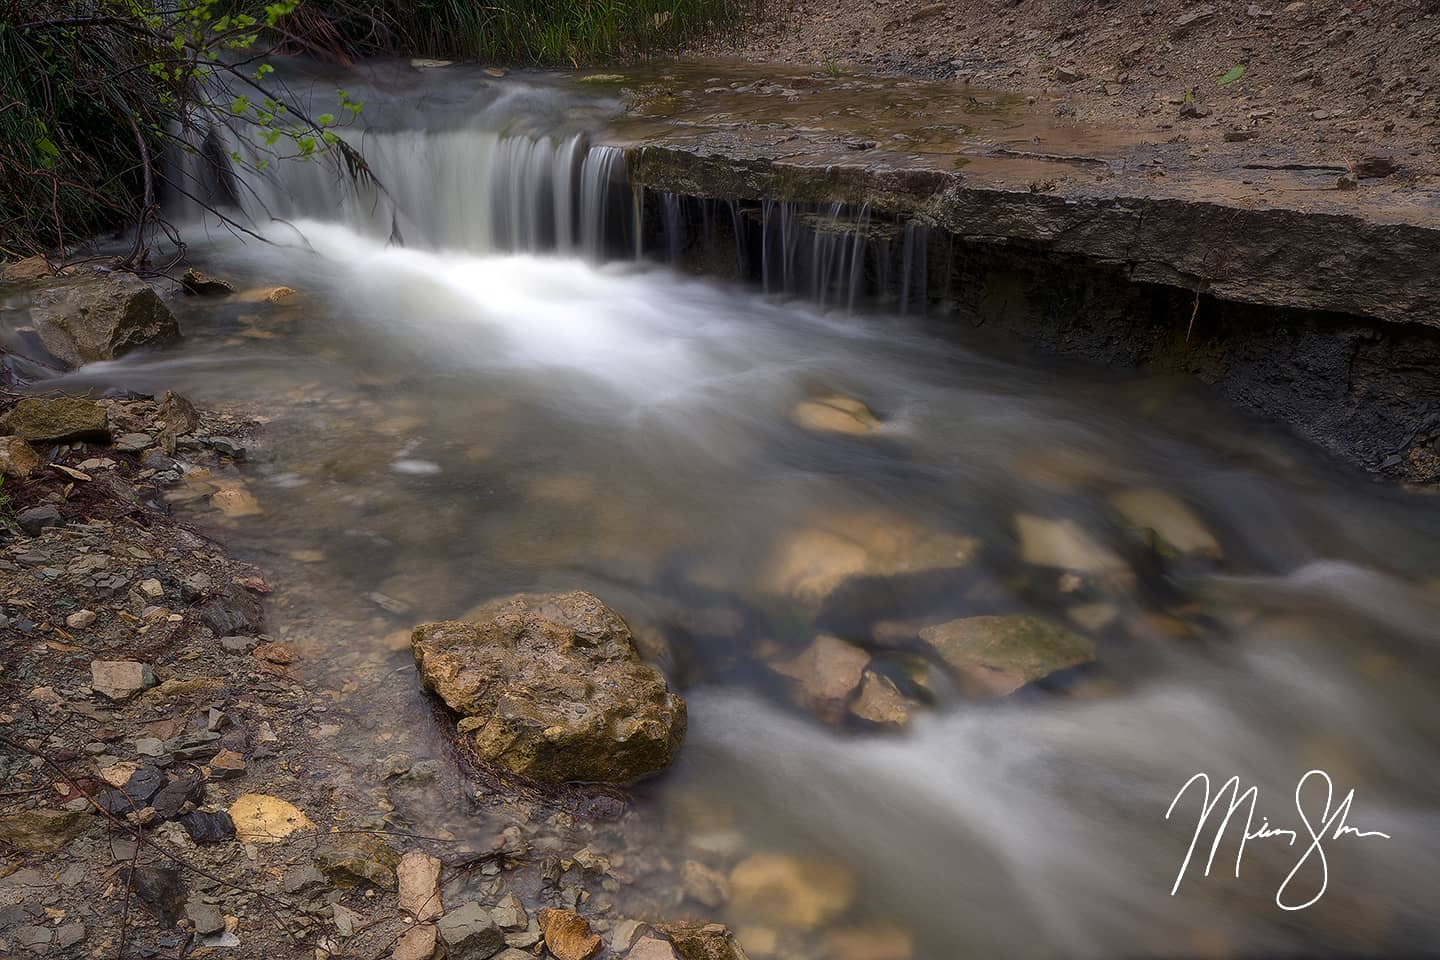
xmin=1165 ymin=769 xmax=1391 ymax=910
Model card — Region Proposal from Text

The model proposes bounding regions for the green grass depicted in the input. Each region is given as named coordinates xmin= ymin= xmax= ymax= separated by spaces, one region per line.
xmin=310 ymin=0 xmax=759 ymax=65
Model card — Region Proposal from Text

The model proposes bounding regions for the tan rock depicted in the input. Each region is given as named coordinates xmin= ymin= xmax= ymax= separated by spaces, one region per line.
xmin=764 ymin=511 xmax=979 ymax=612
xmin=0 ymin=436 xmax=41 ymax=478
xmin=398 ymin=850 xmax=443 ymax=921
xmin=2 ymin=255 xmax=53 ymax=282
xmin=1014 ymin=513 xmax=1127 ymax=574
xmin=918 ymin=614 xmax=1095 ymax=697
xmin=236 ymin=285 xmax=297 ymax=303
xmin=771 ymin=635 xmax=869 ymax=724
xmin=539 ymin=908 xmax=601 ymax=960
xmin=629 ymin=936 xmax=681 ymax=960
xmin=656 ymin=921 xmax=753 ymax=960
xmin=848 ymin=671 xmax=915 ymax=728
xmin=681 ymin=859 xmax=731 ymax=908
xmin=90 ymin=660 xmax=155 ymax=701
xmin=65 ymin=609 xmax=96 ymax=630
xmin=412 ymin=592 xmax=685 ymax=783
xmin=391 ymin=923 xmax=437 ymax=960
xmin=790 ymin=394 xmax=880 ymax=435
xmin=211 ymin=485 xmax=262 ymax=518
xmin=0 ymin=397 xmax=108 ymax=443
xmin=1108 ymin=487 xmax=1222 ymax=558
xmin=728 ymin=853 xmax=855 ymax=931
xmin=228 ymin=794 xmax=315 ymax=843
xmin=0 ymin=809 xmax=86 ymax=853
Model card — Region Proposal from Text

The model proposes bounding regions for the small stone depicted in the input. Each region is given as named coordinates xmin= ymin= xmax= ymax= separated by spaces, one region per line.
xmin=790 ymin=394 xmax=880 ymax=436
xmin=392 ymin=923 xmax=439 ymax=960
xmin=397 ymin=850 xmax=443 ymax=921
xmin=436 ymin=901 xmax=505 ymax=960
xmin=187 ymin=901 xmax=226 ymax=935
xmin=181 ymin=268 xmax=235 ymax=296
xmin=492 ymin=892 xmax=528 ymax=930
xmin=315 ymin=833 xmax=400 ymax=889
xmin=151 ymin=776 xmax=205 ymax=818
xmin=655 ymin=923 xmax=750 ymax=960
xmin=0 ymin=809 xmax=86 ymax=853
xmin=236 ymin=285 xmax=297 ymax=303
xmin=91 ymin=660 xmax=157 ymax=701
xmin=139 ymin=577 xmax=165 ymax=598
xmin=1171 ymin=4 xmax=1216 ymax=35
xmin=55 ymin=922 xmax=86 ymax=950
xmin=849 ymin=671 xmax=916 ymax=729
xmin=207 ymin=748 xmax=247 ymax=779
xmin=199 ymin=582 xmax=264 ymax=635
xmin=66 ymin=609 xmax=97 ymax=629
xmin=135 ymin=737 xmax=166 ymax=757
xmin=177 ymin=809 xmax=236 ymax=843
xmin=539 ymin=908 xmax=601 ymax=960
xmin=220 ymin=634 xmax=259 ymax=654
xmin=0 ymin=436 xmax=41 ymax=478
xmin=228 ymin=793 xmax=315 ymax=843
xmin=1053 ymin=65 xmax=1082 ymax=83
xmin=771 ymin=635 xmax=869 ymax=725
xmin=16 ymin=504 xmax=62 ymax=537
xmin=1108 ymin=487 xmax=1222 ymax=558
xmin=115 ymin=432 xmax=155 ymax=453
xmin=205 ymin=436 xmax=247 ymax=459
xmin=629 ymin=936 xmax=681 ymax=960
xmin=97 ymin=765 xmax=166 ymax=814
xmin=682 ymin=860 xmax=731 ymax=908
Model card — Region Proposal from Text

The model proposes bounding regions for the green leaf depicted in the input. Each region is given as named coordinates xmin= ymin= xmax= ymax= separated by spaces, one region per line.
xmin=317 ymin=113 xmax=335 ymax=126
xmin=1218 ymin=65 xmax=1245 ymax=85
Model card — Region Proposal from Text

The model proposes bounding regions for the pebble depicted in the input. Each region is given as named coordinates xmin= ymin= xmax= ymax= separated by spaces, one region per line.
xmin=66 ymin=608 xmax=97 ymax=629
xmin=90 ymin=660 xmax=156 ymax=701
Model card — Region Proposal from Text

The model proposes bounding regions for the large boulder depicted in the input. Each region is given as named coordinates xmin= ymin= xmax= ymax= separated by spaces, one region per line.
xmin=0 ymin=396 xmax=108 ymax=443
xmin=411 ymin=591 xmax=686 ymax=783
xmin=918 ymin=614 xmax=1095 ymax=697
xmin=30 ymin=273 xmax=180 ymax=368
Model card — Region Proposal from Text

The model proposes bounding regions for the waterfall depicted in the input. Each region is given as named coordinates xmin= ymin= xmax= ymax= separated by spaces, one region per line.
xmin=166 ymin=88 xmax=944 ymax=312
xmin=167 ymin=119 xmax=633 ymax=260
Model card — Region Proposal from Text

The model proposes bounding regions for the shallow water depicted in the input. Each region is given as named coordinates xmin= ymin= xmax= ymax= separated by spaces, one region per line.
xmin=39 ymin=62 xmax=1440 ymax=957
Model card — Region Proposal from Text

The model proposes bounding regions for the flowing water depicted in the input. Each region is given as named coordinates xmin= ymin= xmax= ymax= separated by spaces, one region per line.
xmin=44 ymin=62 xmax=1440 ymax=957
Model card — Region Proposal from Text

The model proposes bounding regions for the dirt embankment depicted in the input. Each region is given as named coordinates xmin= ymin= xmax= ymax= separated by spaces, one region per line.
xmin=699 ymin=0 xmax=1440 ymax=179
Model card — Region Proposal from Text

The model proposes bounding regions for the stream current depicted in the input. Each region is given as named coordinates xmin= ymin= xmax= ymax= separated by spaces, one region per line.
xmin=51 ymin=61 xmax=1440 ymax=957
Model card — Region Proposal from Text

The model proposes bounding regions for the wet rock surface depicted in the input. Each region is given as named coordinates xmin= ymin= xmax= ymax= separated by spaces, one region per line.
xmin=29 ymin=272 xmax=181 ymax=367
xmin=411 ymin=591 xmax=687 ymax=783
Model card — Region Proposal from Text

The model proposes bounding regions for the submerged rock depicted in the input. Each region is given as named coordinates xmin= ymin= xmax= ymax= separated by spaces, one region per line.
xmin=763 ymin=511 xmax=980 ymax=612
xmin=918 ymin=614 xmax=1095 ymax=697
xmin=1013 ymin=513 xmax=1128 ymax=575
xmin=180 ymin=268 xmax=234 ymax=296
xmin=790 ymin=393 xmax=881 ymax=435
xmin=1 ymin=396 xmax=109 ymax=443
xmin=30 ymin=273 xmax=180 ymax=367
xmin=848 ymin=670 xmax=917 ymax=729
xmin=1108 ymin=487 xmax=1222 ymax=558
xmin=728 ymin=853 xmax=855 ymax=931
xmin=770 ymin=634 xmax=870 ymax=724
xmin=411 ymin=591 xmax=686 ymax=783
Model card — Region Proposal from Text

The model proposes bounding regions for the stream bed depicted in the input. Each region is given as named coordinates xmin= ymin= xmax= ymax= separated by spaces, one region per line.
xmin=46 ymin=61 xmax=1440 ymax=958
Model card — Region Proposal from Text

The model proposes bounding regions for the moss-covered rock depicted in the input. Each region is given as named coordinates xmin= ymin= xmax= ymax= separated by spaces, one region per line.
xmin=918 ymin=614 xmax=1095 ymax=697
xmin=0 ymin=396 xmax=109 ymax=443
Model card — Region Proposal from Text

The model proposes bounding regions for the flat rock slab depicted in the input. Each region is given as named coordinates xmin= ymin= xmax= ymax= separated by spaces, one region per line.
xmin=411 ymin=591 xmax=686 ymax=784
xmin=607 ymin=64 xmax=1440 ymax=327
